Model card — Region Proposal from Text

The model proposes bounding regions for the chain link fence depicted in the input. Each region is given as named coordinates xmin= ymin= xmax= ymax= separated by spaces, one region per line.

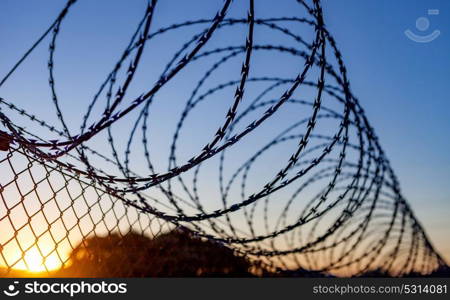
xmin=0 ymin=0 xmax=448 ymax=277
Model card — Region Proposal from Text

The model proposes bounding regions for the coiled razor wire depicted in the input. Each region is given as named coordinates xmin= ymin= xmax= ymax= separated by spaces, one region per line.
xmin=0 ymin=0 xmax=447 ymax=277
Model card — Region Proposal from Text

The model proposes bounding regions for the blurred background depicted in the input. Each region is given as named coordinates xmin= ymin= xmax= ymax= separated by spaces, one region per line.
xmin=0 ymin=0 xmax=448 ymax=276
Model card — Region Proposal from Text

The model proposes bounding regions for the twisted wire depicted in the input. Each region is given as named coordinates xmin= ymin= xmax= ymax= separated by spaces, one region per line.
xmin=0 ymin=0 xmax=447 ymax=277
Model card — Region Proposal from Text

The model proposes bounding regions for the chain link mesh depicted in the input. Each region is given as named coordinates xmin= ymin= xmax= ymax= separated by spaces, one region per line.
xmin=0 ymin=0 xmax=448 ymax=277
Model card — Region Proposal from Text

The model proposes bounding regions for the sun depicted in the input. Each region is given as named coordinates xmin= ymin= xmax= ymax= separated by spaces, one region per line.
xmin=13 ymin=247 xmax=62 ymax=273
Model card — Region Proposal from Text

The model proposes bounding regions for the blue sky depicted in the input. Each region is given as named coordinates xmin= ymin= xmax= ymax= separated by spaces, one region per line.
xmin=322 ymin=0 xmax=450 ymax=260
xmin=1 ymin=0 xmax=449 ymax=262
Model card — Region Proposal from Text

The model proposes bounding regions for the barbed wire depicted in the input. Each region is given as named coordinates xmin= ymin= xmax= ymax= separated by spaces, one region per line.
xmin=0 ymin=0 xmax=447 ymax=277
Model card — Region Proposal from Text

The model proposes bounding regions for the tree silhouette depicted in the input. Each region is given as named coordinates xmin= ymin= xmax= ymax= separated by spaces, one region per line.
xmin=54 ymin=229 xmax=252 ymax=277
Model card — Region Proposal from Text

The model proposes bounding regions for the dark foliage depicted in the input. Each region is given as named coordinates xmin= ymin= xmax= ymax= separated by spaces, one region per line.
xmin=54 ymin=229 xmax=253 ymax=277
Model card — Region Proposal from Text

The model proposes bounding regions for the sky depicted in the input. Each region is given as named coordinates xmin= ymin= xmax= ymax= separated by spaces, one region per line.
xmin=322 ymin=0 xmax=450 ymax=261
xmin=0 ymin=0 xmax=449 ymax=268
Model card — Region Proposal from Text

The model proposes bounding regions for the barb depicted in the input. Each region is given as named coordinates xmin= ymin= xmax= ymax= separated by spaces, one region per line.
xmin=0 ymin=0 xmax=447 ymax=277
